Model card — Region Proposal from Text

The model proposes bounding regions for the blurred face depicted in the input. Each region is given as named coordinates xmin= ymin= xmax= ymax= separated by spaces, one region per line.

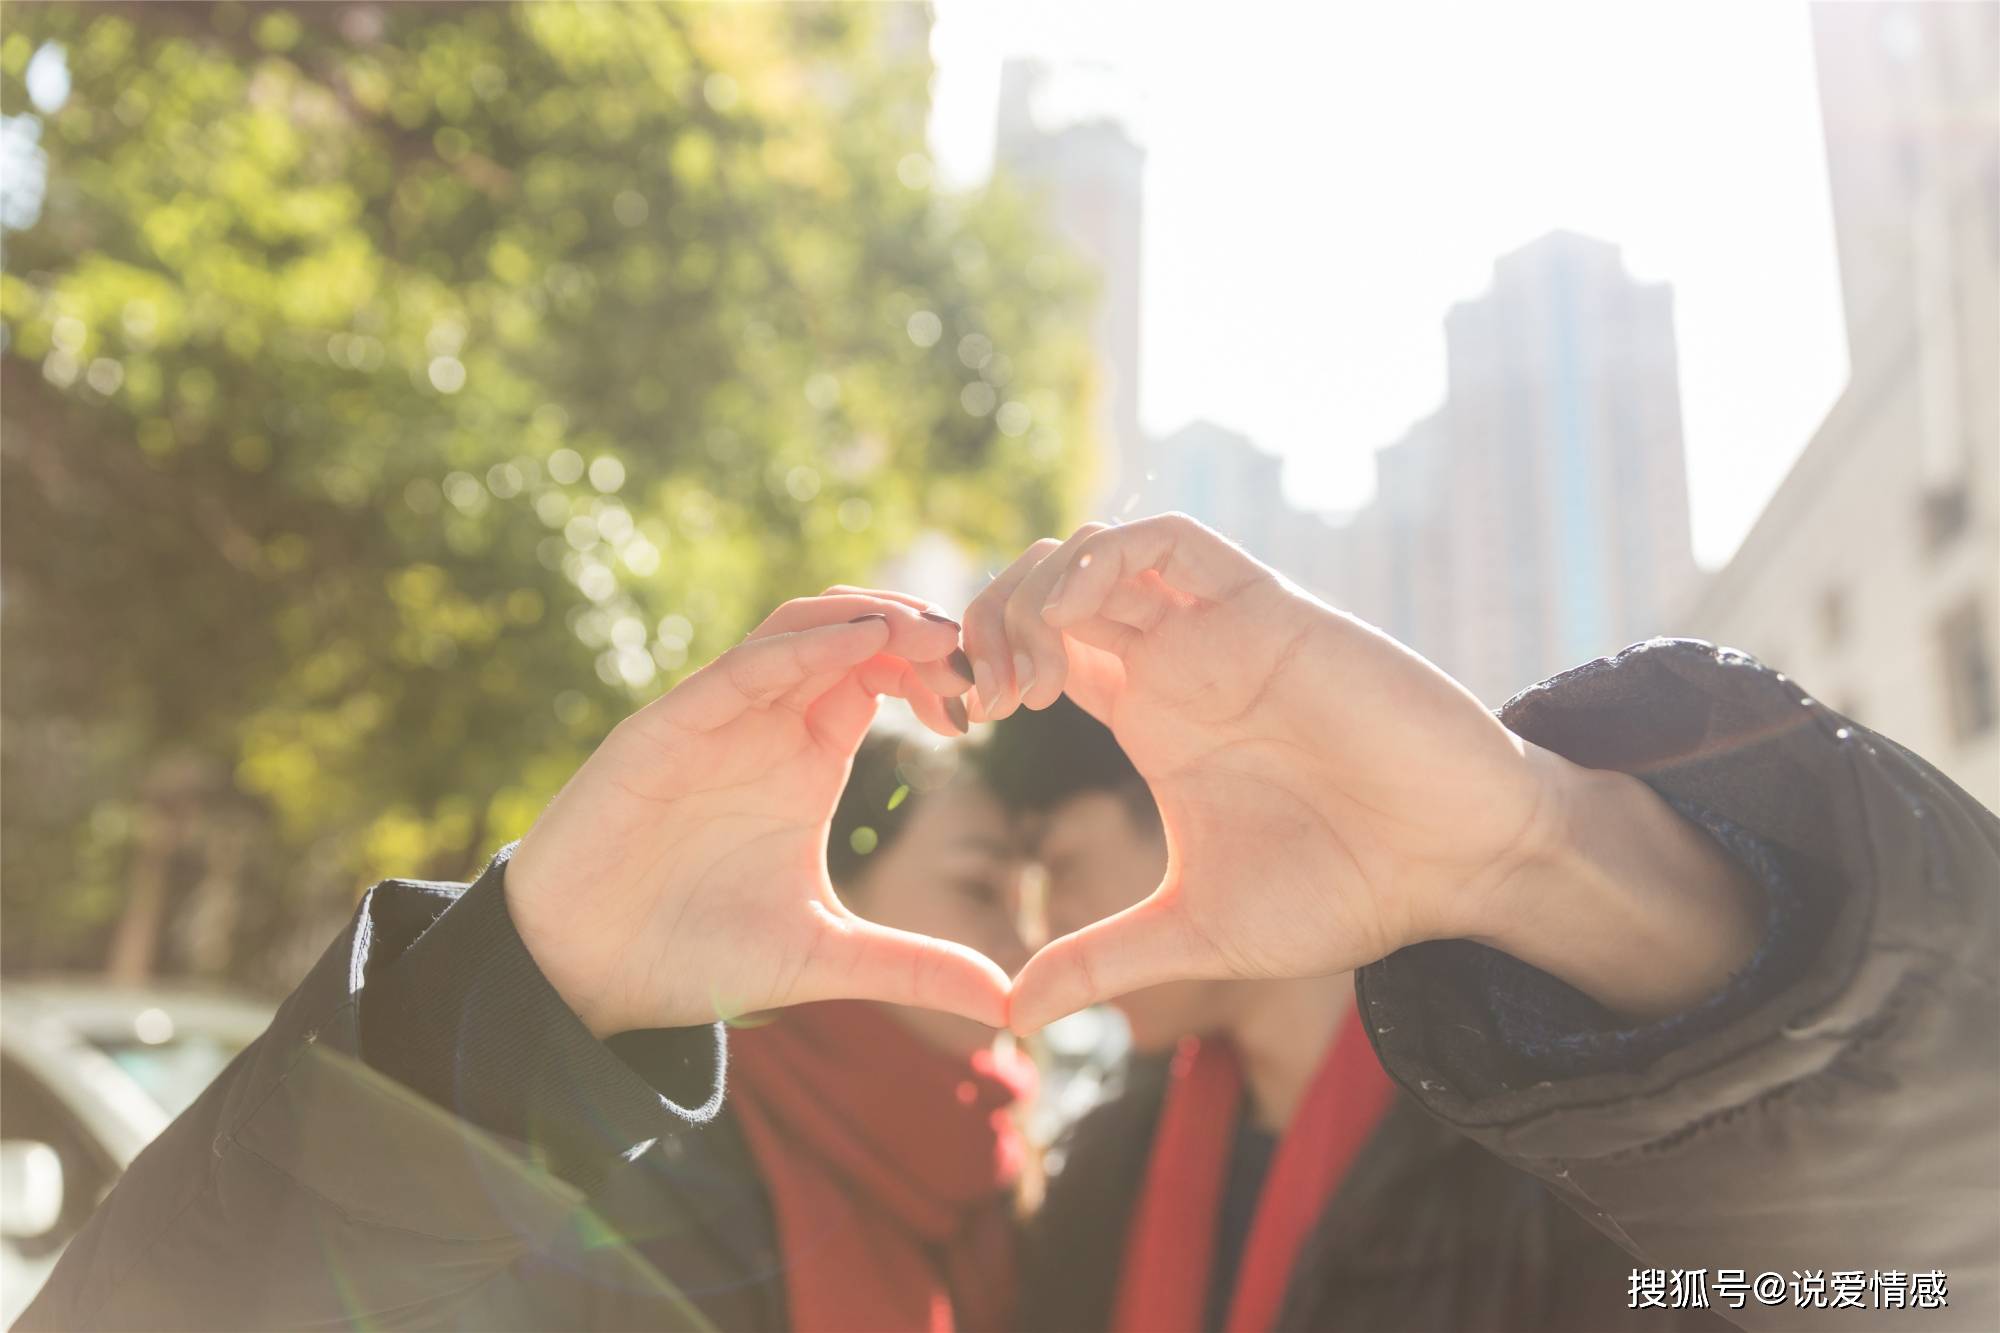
xmin=1036 ymin=790 xmax=1236 ymax=1053
xmin=842 ymin=780 xmax=1030 ymax=1056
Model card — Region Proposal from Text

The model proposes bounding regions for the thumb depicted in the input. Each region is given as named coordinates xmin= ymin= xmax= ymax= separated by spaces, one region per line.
xmin=799 ymin=912 xmax=1012 ymax=1029
xmin=1007 ymin=897 xmax=1208 ymax=1036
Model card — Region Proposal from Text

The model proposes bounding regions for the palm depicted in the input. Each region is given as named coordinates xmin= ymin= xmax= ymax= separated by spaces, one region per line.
xmin=550 ymin=712 xmax=837 ymax=1022
xmin=506 ymin=594 xmax=1006 ymax=1037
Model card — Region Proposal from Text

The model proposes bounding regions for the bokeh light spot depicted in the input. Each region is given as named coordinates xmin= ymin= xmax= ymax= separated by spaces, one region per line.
xmin=588 ymin=455 xmax=626 ymax=493
xmin=996 ymin=401 xmax=1031 ymax=436
xmin=427 ymin=356 xmax=466 ymax=394
xmin=548 ymin=448 xmax=585 ymax=485
xmin=613 ymin=189 xmax=649 ymax=226
xmin=960 ymin=381 xmax=997 ymax=417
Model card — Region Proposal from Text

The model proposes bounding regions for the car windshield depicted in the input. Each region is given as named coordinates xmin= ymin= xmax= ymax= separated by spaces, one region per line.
xmin=88 ymin=1034 xmax=248 ymax=1119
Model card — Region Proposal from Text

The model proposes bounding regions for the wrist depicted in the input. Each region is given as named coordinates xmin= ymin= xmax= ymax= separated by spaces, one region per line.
xmin=1468 ymin=746 xmax=1765 ymax=1022
xmin=501 ymin=849 xmax=626 ymax=1039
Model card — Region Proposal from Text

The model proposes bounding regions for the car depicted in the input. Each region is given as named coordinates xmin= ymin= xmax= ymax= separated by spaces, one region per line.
xmin=0 ymin=978 xmax=273 ymax=1324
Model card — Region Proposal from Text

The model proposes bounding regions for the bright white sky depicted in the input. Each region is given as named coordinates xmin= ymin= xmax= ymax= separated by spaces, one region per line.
xmin=928 ymin=0 xmax=1851 ymax=569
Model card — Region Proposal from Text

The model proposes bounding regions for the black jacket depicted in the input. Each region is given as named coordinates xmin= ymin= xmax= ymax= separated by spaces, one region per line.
xmin=18 ymin=641 xmax=2000 ymax=1331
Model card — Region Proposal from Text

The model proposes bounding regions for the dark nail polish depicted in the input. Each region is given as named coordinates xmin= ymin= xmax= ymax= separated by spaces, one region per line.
xmin=848 ymin=613 xmax=888 ymax=624
xmin=943 ymin=696 xmax=969 ymax=734
xmin=921 ymin=611 xmax=961 ymax=629
xmin=947 ymin=648 xmax=975 ymax=685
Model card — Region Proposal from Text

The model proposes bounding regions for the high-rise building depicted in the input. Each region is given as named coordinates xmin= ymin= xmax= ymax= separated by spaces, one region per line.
xmin=995 ymin=59 xmax=1146 ymax=506
xmin=1436 ymin=231 xmax=1698 ymax=702
xmin=1320 ymin=232 xmax=1698 ymax=705
xmin=1129 ymin=232 xmax=1698 ymax=707
xmin=1141 ymin=420 xmax=1285 ymax=554
xmin=1681 ymin=2 xmax=1999 ymax=809
xmin=1122 ymin=419 xmax=1359 ymax=614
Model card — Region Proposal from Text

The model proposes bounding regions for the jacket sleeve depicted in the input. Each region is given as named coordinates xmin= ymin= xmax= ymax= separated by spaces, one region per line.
xmin=15 ymin=851 xmax=723 ymax=1331
xmin=1356 ymin=637 xmax=2000 ymax=1331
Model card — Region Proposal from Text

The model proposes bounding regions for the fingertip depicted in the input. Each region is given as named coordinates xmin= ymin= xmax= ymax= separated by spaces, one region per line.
xmin=970 ymin=659 xmax=999 ymax=713
xmin=1004 ymin=990 xmax=1051 ymax=1038
xmin=942 ymin=946 xmax=1012 ymax=1029
xmin=1011 ymin=651 xmax=1036 ymax=699
xmin=1004 ymin=955 xmax=1073 ymax=1039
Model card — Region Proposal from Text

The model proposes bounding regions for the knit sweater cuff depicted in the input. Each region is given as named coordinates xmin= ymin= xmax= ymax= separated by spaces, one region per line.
xmin=359 ymin=845 xmax=725 ymax=1196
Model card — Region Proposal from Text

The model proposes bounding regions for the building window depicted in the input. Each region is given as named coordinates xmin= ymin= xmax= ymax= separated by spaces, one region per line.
xmin=1939 ymin=599 xmax=1998 ymax=741
xmin=1820 ymin=587 xmax=1849 ymax=649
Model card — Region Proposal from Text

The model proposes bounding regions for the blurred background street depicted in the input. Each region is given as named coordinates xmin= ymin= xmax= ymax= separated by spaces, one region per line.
xmin=1 ymin=0 xmax=1995 ymax=1304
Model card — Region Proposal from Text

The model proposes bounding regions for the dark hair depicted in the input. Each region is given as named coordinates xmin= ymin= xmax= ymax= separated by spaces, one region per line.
xmin=979 ymin=694 xmax=1160 ymax=834
xmin=826 ymin=732 xmax=975 ymax=889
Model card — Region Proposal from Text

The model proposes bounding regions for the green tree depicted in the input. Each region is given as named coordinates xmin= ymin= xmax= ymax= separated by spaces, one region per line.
xmin=0 ymin=1 xmax=1097 ymax=985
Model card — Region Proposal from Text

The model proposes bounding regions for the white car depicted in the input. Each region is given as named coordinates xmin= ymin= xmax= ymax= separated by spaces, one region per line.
xmin=0 ymin=979 xmax=272 ymax=1325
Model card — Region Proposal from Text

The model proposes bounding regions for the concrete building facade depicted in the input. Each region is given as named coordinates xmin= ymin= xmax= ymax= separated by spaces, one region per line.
xmin=1681 ymin=2 xmax=1999 ymax=810
xmin=996 ymin=59 xmax=1146 ymax=507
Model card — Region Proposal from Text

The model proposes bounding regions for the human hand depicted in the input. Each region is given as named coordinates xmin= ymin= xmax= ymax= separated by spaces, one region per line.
xmin=506 ymin=590 xmax=1005 ymax=1038
xmin=965 ymin=515 xmax=1760 ymax=1033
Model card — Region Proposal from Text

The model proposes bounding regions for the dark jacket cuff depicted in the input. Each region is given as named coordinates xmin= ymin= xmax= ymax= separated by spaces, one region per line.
xmin=1472 ymin=800 xmax=1815 ymax=1076
xmin=1355 ymin=637 xmax=1874 ymax=1150
xmin=359 ymin=845 xmax=725 ymax=1195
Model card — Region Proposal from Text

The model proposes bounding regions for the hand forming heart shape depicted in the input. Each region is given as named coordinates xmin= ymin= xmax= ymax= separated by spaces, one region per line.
xmin=959 ymin=514 xmax=1559 ymax=1034
xmin=506 ymin=587 xmax=1009 ymax=1039
xmin=507 ymin=513 xmax=1762 ymax=1041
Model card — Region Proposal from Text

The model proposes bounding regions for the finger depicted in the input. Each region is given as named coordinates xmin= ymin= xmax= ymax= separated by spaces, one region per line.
xmin=853 ymin=655 xmax=966 ymax=739
xmin=1006 ymin=897 xmax=1210 ymax=1036
xmin=1046 ymin=631 xmax=1130 ymax=725
xmin=820 ymin=584 xmax=946 ymax=614
xmin=1096 ymin=569 xmax=1178 ymax=632
xmin=1057 ymin=615 xmax=1141 ymax=663
xmin=803 ymin=911 xmax=1011 ymax=1029
xmin=910 ymin=653 xmax=976 ymax=699
xmin=963 ymin=538 xmax=1062 ymax=721
xmin=1002 ymin=522 xmax=1111 ymax=714
xmin=796 ymin=656 xmax=964 ymax=753
xmin=802 ymin=674 xmax=883 ymax=756
xmin=666 ymin=617 xmax=890 ymax=732
xmin=1042 ymin=513 xmax=1268 ymax=629
xmin=817 ymin=588 xmax=977 ymax=696
xmin=752 ymin=594 xmax=968 ymax=689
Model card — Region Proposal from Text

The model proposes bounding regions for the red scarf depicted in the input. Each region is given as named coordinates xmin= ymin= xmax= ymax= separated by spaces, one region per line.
xmin=1111 ymin=1002 xmax=1396 ymax=1333
xmin=728 ymin=1001 xmax=1036 ymax=1333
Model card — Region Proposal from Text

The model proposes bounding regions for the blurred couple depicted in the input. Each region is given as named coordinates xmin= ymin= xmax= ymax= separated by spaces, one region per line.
xmin=20 ymin=515 xmax=1998 ymax=1332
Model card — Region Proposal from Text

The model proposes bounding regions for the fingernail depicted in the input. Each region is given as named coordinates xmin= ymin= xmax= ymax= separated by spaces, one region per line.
xmin=1013 ymin=652 xmax=1036 ymax=697
xmin=943 ymin=696 xmax=969 ymax=734
xmin=921 ymin=610 xmax=961 ymax=630
xmin=1042 ymin=570 xmax=1069 ymax=614
xmin=947 ymin=648 xmax=976 ymax=685
xmin=848 ymin=613 xmax=888 ymax=624
xmin=972 ymin=657 xmax=997 ymax=704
